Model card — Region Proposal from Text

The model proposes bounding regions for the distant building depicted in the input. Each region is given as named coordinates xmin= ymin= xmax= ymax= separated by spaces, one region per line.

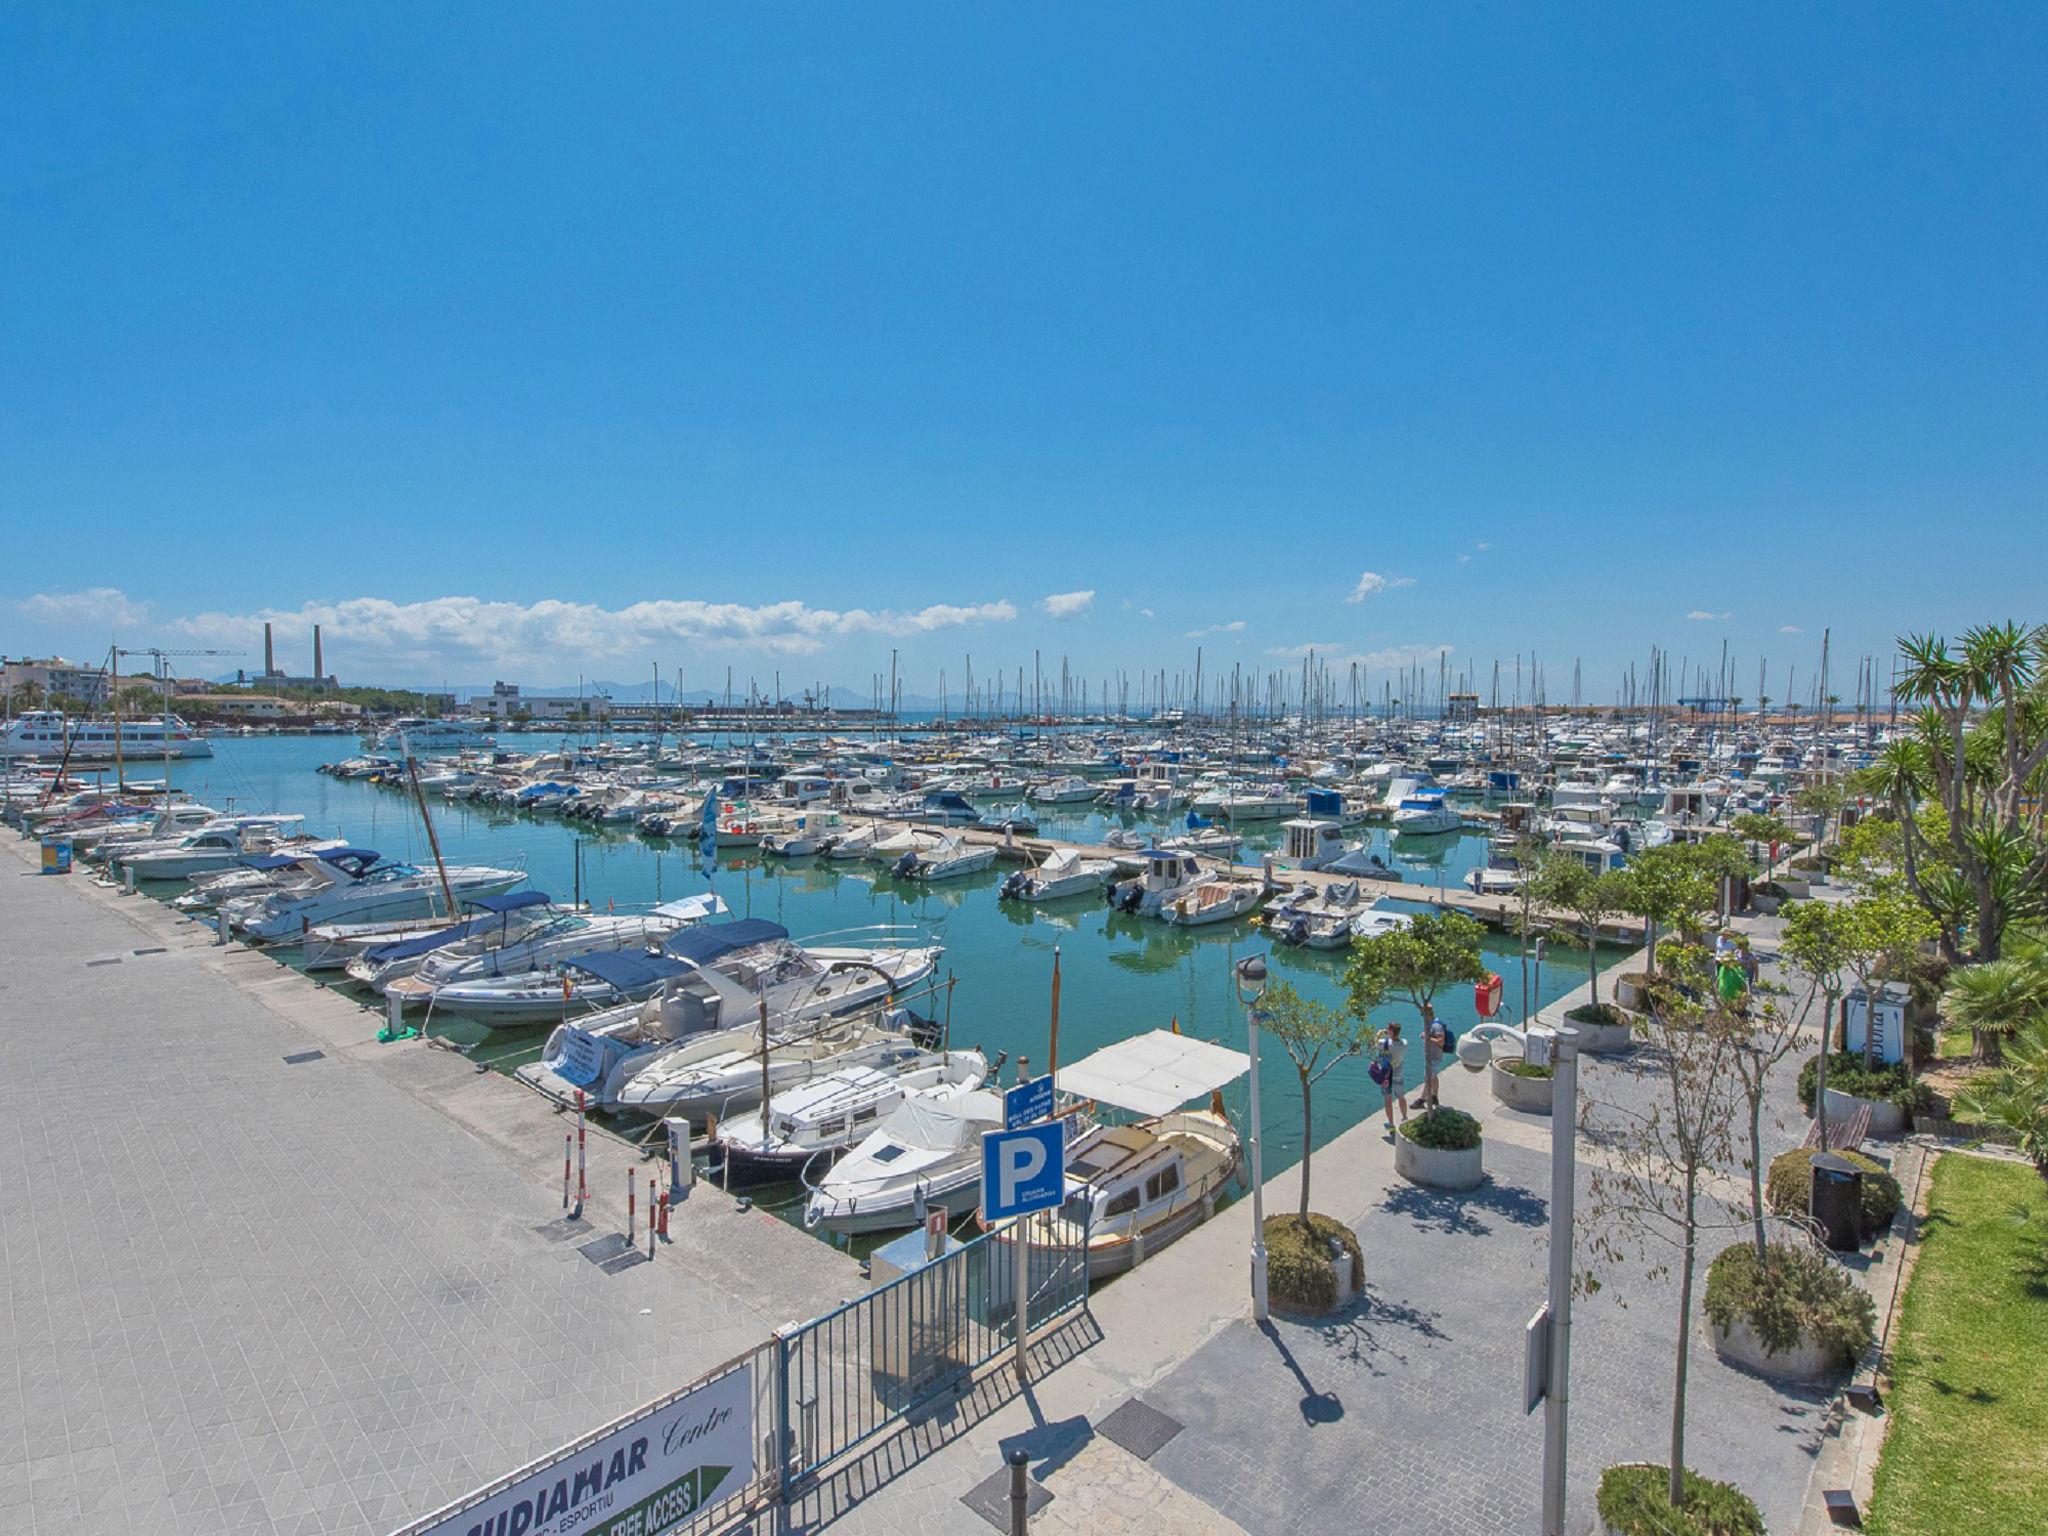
xmin=472 ymin=682 xmax=604 ymax=722
xmin=1446 ymin=692 xmax=1480 ymax=721
xmin=181 ymin=693 xmax=293 ymax=720
xmin=246 ymin=620 xmax=337 ymax=691
xmin=1 ymin=656 xmax=107 ymax=705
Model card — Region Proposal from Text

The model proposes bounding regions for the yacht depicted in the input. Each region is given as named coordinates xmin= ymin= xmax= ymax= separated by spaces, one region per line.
xmin=615 ymin=1008 xmax=915 ymax=1120
xmin=225 ymin=855 xmax=524 ymax=941
xmin=110 ymin=818 xmax=310 ymax=880
xmin=712 ymin=1047 xmax=989 ymax=1173
xmin=803 ymin=1089 xmax=1007 ymax=1234
xmin=370 ymin=718 xmax=493 ymax=754
xmin=1 ymin=710 xmax=212 ymax=760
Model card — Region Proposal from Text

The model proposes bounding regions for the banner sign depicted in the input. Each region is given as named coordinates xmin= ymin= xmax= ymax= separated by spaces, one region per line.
xmin=408 ymin=1364 xmax=752 ymax=1536
xmin=554 ymin=1028 xmax=606 ymax=1090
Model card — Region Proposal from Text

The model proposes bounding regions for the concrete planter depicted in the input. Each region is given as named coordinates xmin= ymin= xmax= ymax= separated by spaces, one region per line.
xmin=1822 ymin=1087 xmax=1907 ymax=1139
xmin=1395 ymin=1132 xmax=1484 ymax=1191
xmin=1613 ymin=975 xmax=1651 ymax=1011
xmin=1573 ymin=1018 xmax=1636 ymax=1055
xmin=1777 ymin=877 xmax=1811 ymax=899
xmin=1489 ymin=1058 xmax=1554 ymax=1114
xmin=1750 ymin=892 xmax=1783 ymax=916
xmin=1705 ymin=1312 xmax=1840 ymax=1385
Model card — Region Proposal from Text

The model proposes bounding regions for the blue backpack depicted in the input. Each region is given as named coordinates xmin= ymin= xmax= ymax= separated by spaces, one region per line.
xmin=1368 ymin=1054 xmax=1392 ymax=1088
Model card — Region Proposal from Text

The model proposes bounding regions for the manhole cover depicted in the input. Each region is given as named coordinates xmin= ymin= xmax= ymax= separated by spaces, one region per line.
xmin=1097 ymin=1398 xmax=1183 ymax=1461
xmin=283 ymin=1050 xmax=325 ymax=1065
xmin=960 ymin=1465 xmax=1051 ymax=1532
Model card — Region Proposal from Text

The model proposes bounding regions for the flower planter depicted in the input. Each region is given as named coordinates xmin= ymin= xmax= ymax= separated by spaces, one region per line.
xmin=1490 ymin=1058 xmax=1554 ymax=1114
xmin=1821 ymin=1087 xmax=1907 ymax=1139
xmin=1395 ymin=1133 xmax=1484 ymax=1191
xmin=1704 ymin=1312 xmax=1839 ymax=1385
xmin=1613 ymin=975 xmax=1650 ymax=1011
xmin=1573 ymin=1018 xmax=1635 ymax=1055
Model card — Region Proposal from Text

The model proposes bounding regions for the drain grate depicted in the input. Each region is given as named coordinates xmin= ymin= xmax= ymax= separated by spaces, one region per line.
xmin=85 ymin=958 xmax=122 ymax=969
xmin=1097 ymin=1398 xmax=1184 ymax=1461
xmin=132 ymin=947 xmax=168 ymax=957
xmin=282 ymin=1050 xmax=325 ymax=1065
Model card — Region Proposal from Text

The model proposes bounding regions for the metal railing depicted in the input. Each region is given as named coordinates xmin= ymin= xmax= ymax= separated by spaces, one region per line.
xmin=775 ymin=1213 xmax=1090 ymax=1494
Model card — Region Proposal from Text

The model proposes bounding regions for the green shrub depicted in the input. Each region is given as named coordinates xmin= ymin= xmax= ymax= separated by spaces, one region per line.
xmin=1568 ymin=1001 xmax=1627 ymax=1027
xmin=1702 ymin=1241 xmax=1875 ymax=1373
xmin=1752 ymin=880 xmax=1787 ymax=899
xmin=1499 ymin=1058 xmax=1554 ymax=1080
xmin=1263 ymin=1213 xmax=1361 ymax=1313
xmin=1595 ymin=1464 xmax=1764 ymax=1536
xmin=1765 ymin=1147 xmax=1901 ymax=1239
xmin=1795 ymin=1052 xmax=1935 ymax=1115
xmin=1400 ymin=1106 xmax=1481 ymax=1151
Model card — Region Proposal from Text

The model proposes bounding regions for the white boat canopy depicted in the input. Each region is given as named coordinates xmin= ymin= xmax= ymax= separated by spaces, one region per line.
xmin=1057 ymin=1029 xmax=1249 ymax=1118
xmin=653 ymin=892 xmax=730 ymax=922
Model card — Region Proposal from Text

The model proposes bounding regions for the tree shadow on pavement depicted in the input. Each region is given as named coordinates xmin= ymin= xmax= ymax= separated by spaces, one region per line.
xmin=1379 ymin=1177 xmax=1548 ymax=1237
xmin=1310 ymin=1282 xmax=1450 ymax=1376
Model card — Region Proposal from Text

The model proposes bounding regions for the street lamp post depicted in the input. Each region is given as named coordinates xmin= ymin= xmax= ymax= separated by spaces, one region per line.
xmin=1236 ymin=954 xmax=1269 ymax=1323
xmin=1541 ymin=1023 xmax=1581 ymax=1536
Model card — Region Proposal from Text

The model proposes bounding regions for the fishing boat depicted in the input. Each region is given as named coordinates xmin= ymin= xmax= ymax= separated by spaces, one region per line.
xmin=1000 ymin=847 xmax=1114 ymax=902
xmin=1106 ymin=848 xmax=1207 ymax=915
xmin=1159 ymin=874 xmax=1266 ymax=927
xmin=893 ymin=834 xmax=998 ymax=882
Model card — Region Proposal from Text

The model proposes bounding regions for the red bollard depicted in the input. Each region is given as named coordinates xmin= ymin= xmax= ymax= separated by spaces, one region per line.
xmin=658 ymin=1192 xmax=670 ymax=1240
xmin=647 ymin=1181 xmax=657 ymax=1260
xmin=563 ymin=1133 xmax=572 ymax=1210
xmin=627 ymin=1168 xmax=636 ymax=1234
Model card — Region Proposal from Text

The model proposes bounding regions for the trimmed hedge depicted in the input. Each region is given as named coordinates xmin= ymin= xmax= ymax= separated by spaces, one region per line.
xmin=1765 ymin=1147 xmax=1901 ymax=1240
xmin=1703 ymin=1241 xmax=1875 ymax=1372
xmin=1568 ymin=1001 xmax=1628 ymax=1028
xmin=1795 ymin=1052 xmax=1936 ymax=1115
xmin=1399 ymin=1106 xmax=1482 ymax=1151
xmin=1264 ymin=1213 xmax=1362 ymax=1314
xmin=1596 ymin=1464 xmax=1764 ymax=1536
xmin=1500 ymin=1059 xmax=1554 ymax=1080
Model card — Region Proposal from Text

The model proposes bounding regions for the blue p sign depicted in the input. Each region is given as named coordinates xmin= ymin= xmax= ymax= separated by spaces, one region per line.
xmin=980 ymin=1122 xmax=1066 ymax=1222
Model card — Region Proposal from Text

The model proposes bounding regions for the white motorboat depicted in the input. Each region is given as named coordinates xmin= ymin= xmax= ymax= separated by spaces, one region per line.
xmin=893 ymin=834 xmax=997 ymax=882
xmin=1107 ymin=848 xmax=1208 ymax=915
xmin=761 ymin=810 xmax=843 ymax=857
xmin=999 ymin=847 xmax=1114 ymax=902
xmin=1464 ymin=866 xmax=1526 ymax=896
xmin=1349 ymin=908 xmax=1413 ymax=941
xmin=169 ymin=840 xmax=354 ymax=911
xmin=371 ymin=718 xmax=493 ymax=754
xmin=1159 ymin=874 xmax=1266 ymax=927
xmin=976 ymin=801 xmax=1039 ymax=834
xmin=713 ymin=1047 xmax=989 ymax=1172
xmin=1030 ymin=776 xmax=1097 ymax=805
xmin=109 ymin=818 xmax=309 ymax=880
xmin=1265 ymin=879 xmax=1374 ymax=949
xmin=1391 ymin=791 xmax=1463 ymax=836
xmin=615 ymin=1009 xmax=914 ymax=1120
xmin=226 ymin=855 xmax=525 ymax=941
xmin=803 ymin=1089 xmax=1006 ymax=1234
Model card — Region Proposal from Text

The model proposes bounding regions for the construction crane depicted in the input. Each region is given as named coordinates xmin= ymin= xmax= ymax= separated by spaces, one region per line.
xmin=106 ymin=646 xmax=242 ymax=791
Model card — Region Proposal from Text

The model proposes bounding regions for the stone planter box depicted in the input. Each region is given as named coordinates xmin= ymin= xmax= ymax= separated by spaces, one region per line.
xmin=1571 ymin=1018 xmax=1635 ymax=1055
xmin=1704 ymin=1312 xmax=1840 ymax=1385
xmin=1776 ymin=877 xmax=1811 ymax=900
xmin=1490 ymin=1058 xmax=1554 ymax=1114
xmin=1749 ymin=891 xmax=1782 ymax=916
xmin=1822 ymin=1087 xmax=1907 ymax=1139
xmin=1613 ymin=975 xmax=1650 ymax=1011
xmin=1395 ymin=1133 xmax=1484 ymax=1191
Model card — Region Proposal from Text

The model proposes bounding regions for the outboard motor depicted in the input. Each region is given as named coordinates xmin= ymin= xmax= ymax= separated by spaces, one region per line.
xmin=1001 ymin=871 xmax=1025 ymax=900
xmin=1117 ymin=883 xmax=1143 ymax=913
xmin=892 ymin=850 xmax=919 ymax=879
xmin=1285 ymin=917 xmax=1309 ymax=947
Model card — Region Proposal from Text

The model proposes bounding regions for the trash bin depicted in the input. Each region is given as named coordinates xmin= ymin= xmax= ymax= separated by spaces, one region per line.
xmin=1809 ymin=1153 xmax=1864 ymax=1252
xmin=39 ymin=836 xmax=73 ymax=875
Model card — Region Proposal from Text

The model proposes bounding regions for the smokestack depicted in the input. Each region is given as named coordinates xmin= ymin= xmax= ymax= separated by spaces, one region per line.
xmin=263 ymin=622 xmax=274 ymax=676
xmin=313 ymin=625 xmax=323 ymax=682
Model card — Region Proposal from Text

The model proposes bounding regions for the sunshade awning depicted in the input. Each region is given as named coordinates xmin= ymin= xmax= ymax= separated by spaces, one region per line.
xmin=1056 ymin=1029 xmax=1250 ymax=1118
xmin=652 ymin=892 xmax=729 ymax=922
xmin=561 ymin=950 xmax=692 ymax=990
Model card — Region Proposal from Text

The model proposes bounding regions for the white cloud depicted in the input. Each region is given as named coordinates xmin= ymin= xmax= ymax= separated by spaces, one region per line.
xmin=1686 ymin=610 xmax=1732 ymax=622
xmin=1346 ymin=571 xmax=1415 ymax=603
xmin=1040 ymin=590 xmax=1095 ymax=620
xmin=1778 ymin=624 xmax=1804 ymax=634
xmin=1140 ymin=608 xmax=1156 ymax=620
xmin=1456 ymin=554 xmax=1471 ymax=564
xmin=167 ymin=593 xmax=1020 ymax=666
xmin=1266 ymin=641 xmax=1449 ymax=671
xmin=1185 ymin=620 xmax=1246 ymax=639
xmin=1474 ymin=541 xmax=1490 ymax=551
xmin=16 ymin=587 xmax=154 ymax=628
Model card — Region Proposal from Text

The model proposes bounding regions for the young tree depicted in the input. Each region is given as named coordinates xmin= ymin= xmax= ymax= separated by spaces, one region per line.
xmin=1505 ymin=835 xmax=1550 ymax=1025
xmin=1780 ymin=900 xmax=1856 ymax=1145
xmin=1580 ymin=942 xmax=1746 ymax=1511
xmin=1728 ymin=811 xmax=1794 ymax=874
xmin=1841 ymin=893 xmax=1939 ymax=1071
xmin=1726 ymin=993 xmax=1805 ymax=1260
xmin=1343 ymin=909 xmax=1487 ymax=1113
xmin=1794 ymin=777 xmax=1849 ymax=851
xmin=1532 ymin=855 xmax=1626 ymax=1007
xmin=1612 ymin=844 xmax=1717 ymax=974
xmin=1942 ymin=948 xmax=2048 ymax=1064
xmin=1255 ymin=980 xmax=1374 ymax=1222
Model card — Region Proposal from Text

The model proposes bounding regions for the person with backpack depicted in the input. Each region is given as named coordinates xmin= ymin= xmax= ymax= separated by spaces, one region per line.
xmin=1370 ymin=1020 xmax=1408 ymax=1133
xmin=1419 ymin=1007 xmax=1455 ymax=1111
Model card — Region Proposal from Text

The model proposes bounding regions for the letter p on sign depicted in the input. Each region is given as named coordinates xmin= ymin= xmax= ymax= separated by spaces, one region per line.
xmin=980 ymin=1122 xmax=1066 ymax=1222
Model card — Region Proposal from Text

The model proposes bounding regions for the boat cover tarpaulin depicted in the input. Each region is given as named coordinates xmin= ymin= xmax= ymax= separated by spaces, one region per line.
xmin=363 ymin=916 xmax=492 ymax=965
xmin=885 ymin=1090 xmax=1002 ymax=1151
xmin=652 ymin=892 xmax=729 ymax=922
xmin=662 ymin=917 xmax=788 ymax=963
xmin=1056 ymin=1029 xmax=1250 ymax=1117
xmin=467 ymin=889 xmax=551 ymax=914
xmin=562 ymin=950 xmax=691 ymax=990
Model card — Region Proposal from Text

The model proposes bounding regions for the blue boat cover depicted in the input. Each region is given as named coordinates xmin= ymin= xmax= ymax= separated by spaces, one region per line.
xmin=563 ymin=949 xmax=692 ymax=989
xmin=1304 ymin=789 xmax=1343 ymax=817
xmin=468 ymin=889 xmax=550 ymax=914
xmin=363 ymin=916 xmax=491 ymax=965
xmin=662 ymin=917 xmax=789 ymax=962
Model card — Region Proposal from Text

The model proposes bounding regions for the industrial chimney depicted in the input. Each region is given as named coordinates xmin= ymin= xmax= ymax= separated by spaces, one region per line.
xmin=313 ymin=625 xmax=323 ymax=683
xmin=263 ymin=622 xmax=275 ymax=676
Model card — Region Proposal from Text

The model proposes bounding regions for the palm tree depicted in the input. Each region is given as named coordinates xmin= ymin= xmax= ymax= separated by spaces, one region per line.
xmin=1955 ymin=1018 xmax=2048 ymax=1184
xmin=1944 ymin=948 xmax=2048 ymax=1063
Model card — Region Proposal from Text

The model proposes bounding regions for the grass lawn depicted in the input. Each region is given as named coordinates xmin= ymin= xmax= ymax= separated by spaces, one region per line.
xmin=1866 ymin=1154 xmax=2048 ymax=1536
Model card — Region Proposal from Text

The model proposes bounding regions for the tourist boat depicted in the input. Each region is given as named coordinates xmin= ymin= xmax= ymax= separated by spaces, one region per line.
xmin=0 ymin=709 xmax=212 ymax=760
xmin=894 ymin=834 xmax=998 ymax=882
xmin=986 ymin=1030 xmax=1248 ymax=1281
xmin=1000 ymin=847 xmax=1114 ymax=902
xmin=803 ymin=1089 xmax=1007 ymax=1234
xmin=1159 ymin=874 xmax=1266 ymax=927
xmin=712 ymin=1047 xmax=989 ymax=1173
xmin=369 ymin=718 xmax=493 ymax=754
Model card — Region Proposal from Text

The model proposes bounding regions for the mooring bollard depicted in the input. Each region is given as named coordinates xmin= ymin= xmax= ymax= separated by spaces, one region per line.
xmin=386 ymin=989 xmax=403 ymax=1038
xmin=627 ymin=1167 xmax=636 ymax=1235
xmin=575 ymin=1091 xmax=587 ymax=1210
xmin=647 ymin=1182 xmax=657 ymax=1260
xmin=124 ymin=864 xmax=136 ymax=896
xmin=563 ymin=1133 xmax=573 ymax=1211
xmin=658 ymin=1192 xmax=670 ymax=1240
xmin=1008 ymin=1448 xmax=1029 ymax=1536
xmin=214 ymin=908 xmax=229 ymax=946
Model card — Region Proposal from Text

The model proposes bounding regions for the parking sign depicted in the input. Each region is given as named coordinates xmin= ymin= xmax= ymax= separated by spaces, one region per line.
xmin=980 ymin=1122 xmax=1066 ymax=1222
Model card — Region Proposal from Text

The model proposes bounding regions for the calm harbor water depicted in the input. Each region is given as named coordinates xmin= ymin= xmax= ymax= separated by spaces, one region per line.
xmin=144 ymin=736 xmax=1612 ymax=1227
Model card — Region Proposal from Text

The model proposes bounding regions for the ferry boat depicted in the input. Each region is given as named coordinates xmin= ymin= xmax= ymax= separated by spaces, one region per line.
xmin=0 ymin=709 xmax=212 ymax=760
xmin=369 ymin=717 xmax=494 ymax=754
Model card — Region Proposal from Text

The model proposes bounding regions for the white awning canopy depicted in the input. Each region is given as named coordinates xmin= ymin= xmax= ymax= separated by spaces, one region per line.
xmin=653 ymin=892 xmax=730 ymax=922
xmin=1057 ymin=1029 xmax=1249 ymax=1118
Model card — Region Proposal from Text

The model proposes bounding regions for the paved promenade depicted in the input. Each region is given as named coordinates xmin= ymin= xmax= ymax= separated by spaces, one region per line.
xmin=0 ymin=834 xmax=857 ymax=1536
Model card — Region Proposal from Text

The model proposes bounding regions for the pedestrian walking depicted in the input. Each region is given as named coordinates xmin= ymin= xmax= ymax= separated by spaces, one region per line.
xmin=1371 ymin=1021 xmax=1408 ymax=1132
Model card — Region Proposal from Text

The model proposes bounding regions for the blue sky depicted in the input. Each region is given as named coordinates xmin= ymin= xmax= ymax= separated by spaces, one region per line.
xmin=4 ymin=4 xmax=2043 ymax=701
